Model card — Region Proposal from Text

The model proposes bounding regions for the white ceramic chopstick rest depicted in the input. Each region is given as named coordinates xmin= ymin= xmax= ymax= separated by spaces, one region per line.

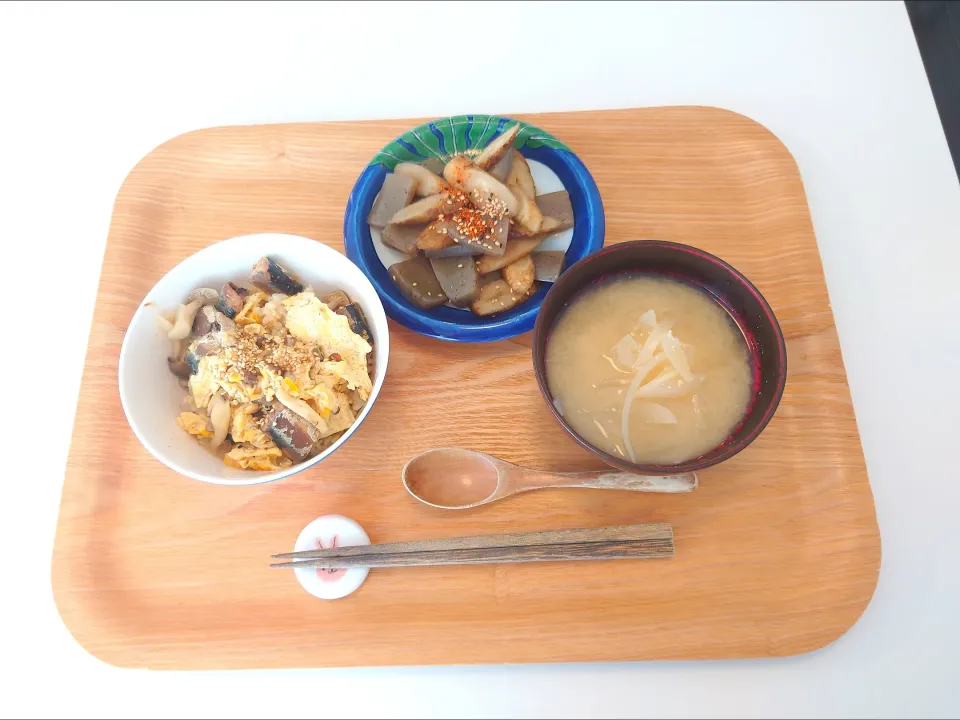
xmin=293 ymin=515 xmax=371 ymax=600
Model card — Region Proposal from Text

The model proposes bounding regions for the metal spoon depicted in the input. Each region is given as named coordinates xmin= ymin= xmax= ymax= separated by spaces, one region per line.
xmin=402 ymin=447 xmax=698 ymax=510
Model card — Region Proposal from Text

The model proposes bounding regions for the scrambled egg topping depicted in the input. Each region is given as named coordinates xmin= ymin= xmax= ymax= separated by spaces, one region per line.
xmin=283 ymin=293 xmax=373 ymax=400
xmin=176 ymin=289 xmax=372 ymax=471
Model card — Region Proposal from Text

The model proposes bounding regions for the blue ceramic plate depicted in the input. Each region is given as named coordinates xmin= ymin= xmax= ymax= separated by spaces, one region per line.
xmin=343 ymin=114 xmax=605 ymax=342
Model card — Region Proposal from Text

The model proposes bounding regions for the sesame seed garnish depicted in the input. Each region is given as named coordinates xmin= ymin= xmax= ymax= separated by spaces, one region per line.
xmin=412 ymin=282 xmax=418 ymax=287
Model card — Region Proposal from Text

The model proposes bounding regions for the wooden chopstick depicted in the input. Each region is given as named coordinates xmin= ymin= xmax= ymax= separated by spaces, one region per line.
xmin=270 ymin=523 xmax=673 ymax=569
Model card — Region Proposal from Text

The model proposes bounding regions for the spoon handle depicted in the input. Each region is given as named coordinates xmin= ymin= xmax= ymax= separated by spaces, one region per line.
xmin=524 ymin=470 xmax=698 ymax=493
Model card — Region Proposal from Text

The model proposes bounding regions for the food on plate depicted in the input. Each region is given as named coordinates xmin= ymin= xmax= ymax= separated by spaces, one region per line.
xmin=389 ymin=255 xmax=448 ymax=309
xmin=471 ymin=278 xmax=536 ymax=316
xmin=489 ymin=150 xmax=514 ymax=182
xmin=371 ymin=121 xmax=574 ymax=317
xmin=389 ymin=193 xmax=454 ymax=226
xmin=534 ymin=191 xmax=574 ymax=230
xmin=380 ymin=223 xmax=424 ymax=255
xmin=532 ymin=251 xmax=565 ymax=283
xmin=474 ymin=122 xmax=520 ymax=170
xmin=505 ymin=150 xmax=536 ymax=200
xmin=429 ymin=256 xmax=481 ymax=307
xmin=545 ymin=275 xmax=752 ymax=465
xmin=160 ymin=257 xmax=374 ymax=471
xmin=475 ymin=236 xmax=546 ymax=274
xmin=393 ymin=162 xmax=449 ymax=197
xmin=367 ymin=173 xmax=418 ymax=228
xmin=502 ymin=255 xmax=535 ymax=295
xmin=443 ymin=155 xmax=519 ymax=217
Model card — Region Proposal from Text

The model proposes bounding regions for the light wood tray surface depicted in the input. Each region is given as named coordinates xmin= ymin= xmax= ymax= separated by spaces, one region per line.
xmin=52 ymin=107 xmax=880 ymax=669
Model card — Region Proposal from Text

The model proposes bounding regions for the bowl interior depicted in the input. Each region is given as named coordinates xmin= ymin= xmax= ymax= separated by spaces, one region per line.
xmin=118 ymin=233 xmax=389 ymax=485
xmin=532 ymin=240 xmax=787 ymax=474
xmin=343 ymin=115 xmax=604 ymax=342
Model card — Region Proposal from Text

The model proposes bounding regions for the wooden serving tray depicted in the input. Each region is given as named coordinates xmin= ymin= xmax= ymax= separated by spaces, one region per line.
xmin=52 ymin=107 xmax=880 ymax=670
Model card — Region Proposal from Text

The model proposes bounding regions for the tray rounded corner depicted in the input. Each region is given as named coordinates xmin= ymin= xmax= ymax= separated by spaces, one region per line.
xmin=696 ymin=105 xmax=804 ymax=175
xmin=112 ymin=125 xmax=223 ymax=209
xmin=783 ymin=551 xmax=882 ymax=659
xmin=51 ymin=560 xmax=144 ymax=671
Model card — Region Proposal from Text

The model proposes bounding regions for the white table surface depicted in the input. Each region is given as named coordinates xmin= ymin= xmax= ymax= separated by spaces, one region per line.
xmin=2 ymin=1 xmax=959 ymax=717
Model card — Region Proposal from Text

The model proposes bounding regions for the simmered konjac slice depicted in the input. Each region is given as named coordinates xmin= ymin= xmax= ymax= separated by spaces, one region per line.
xmin=430 ymin=256 xmax=481 ymax=307
xmin=535 ymin=191 xmax=574 ymax=230
xmin=367 ymin=173 xmax=418 ymax=228
xmin=381 ymin=223 xmax=425 ymax=255
xmin=532 ymin=251 xmax=565 ymax=283
xmin=389 ymin=256 xmax=448 ymax=309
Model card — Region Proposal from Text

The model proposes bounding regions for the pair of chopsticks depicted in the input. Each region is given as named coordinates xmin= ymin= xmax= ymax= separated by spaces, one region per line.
xmin=271 ymin=523 xmax=674 ymax=570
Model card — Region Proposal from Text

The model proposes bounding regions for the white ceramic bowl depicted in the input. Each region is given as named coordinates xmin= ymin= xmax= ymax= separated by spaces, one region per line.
xmin=118 ymin=233 xmax=390 ymax=485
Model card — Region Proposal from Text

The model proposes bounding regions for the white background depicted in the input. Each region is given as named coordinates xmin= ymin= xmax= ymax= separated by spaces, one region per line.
xmin=2 ymin=1 xmax=959 ymax=717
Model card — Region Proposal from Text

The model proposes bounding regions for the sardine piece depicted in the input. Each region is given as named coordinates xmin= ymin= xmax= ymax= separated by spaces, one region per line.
xmin=216 ymin=281 xmax=248 ymax=319
xmin=250 ymin=257 xmax=304 ymax=295
xmin=266 ymin=405 xmax=322 ymax=462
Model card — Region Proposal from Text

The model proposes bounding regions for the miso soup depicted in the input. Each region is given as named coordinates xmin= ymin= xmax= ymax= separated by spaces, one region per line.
xmin=545 ymin=275 xmax=753 ymax=465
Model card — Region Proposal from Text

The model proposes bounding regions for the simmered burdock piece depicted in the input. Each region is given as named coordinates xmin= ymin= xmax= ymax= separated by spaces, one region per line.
xmin=367 ymin=173 xmax=417 ymax=228
xmin=393 ymin=163 xmax=448 ymax=197
xmin=509 ymin=215 xmax=563 ymax=240
xmin=443 ymin=156 xmax=518 ymax=217
xmin=335 ymin=302 xmax=373 ymax=345
xmin=489 ymin=150 xmax=513 ymax=182
xmin=215 ymin=281 xmax=248 ymax=319
xmin=381 ymin=223 xmax=424 ymax=255
xmin=533 ymin=251 xmax=565 ymax=283
xmin=429 ymin=256 xmax=481 ymax=307
xmin=471 ymin=279 xmax=536 ymax=316
xmin=475 ymin=236 xmax=546 ymax=274
xmin=503 ymin=254 xmax=535 ymax=295
xmin=513 ymin=188 xmax=543 ymax=234
xmin=250 ymin=257 xmax=304 ymax=295
xmin=474 ymin=122 xmax=521 ymax=170
xmin=505 ymin=150 xmax=536 ymax=200
xmin=389 ymin=193 xmax=453 ymax=226
xmin=265 ymin=405 xmax=322 ymax=462
xmin=417 ymin=221 xmax=457 ymax=253
xmin=535 ymin=191 xmax=574 ymax=231
xmin=389 ymin=256 xmax=447 ymax=309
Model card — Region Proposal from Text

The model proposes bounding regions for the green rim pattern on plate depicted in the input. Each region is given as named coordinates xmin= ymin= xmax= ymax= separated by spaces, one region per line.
xmin=369 ymin=114 xmax=571 ymax=170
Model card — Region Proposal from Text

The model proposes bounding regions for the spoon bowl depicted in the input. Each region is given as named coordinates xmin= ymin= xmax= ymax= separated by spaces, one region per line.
xmin=402 ymin=448 xmax=698 ymax=510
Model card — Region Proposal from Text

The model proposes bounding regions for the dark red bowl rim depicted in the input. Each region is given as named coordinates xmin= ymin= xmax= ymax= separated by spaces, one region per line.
xmin=532 ymin=240 xmax=788 ymax=475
